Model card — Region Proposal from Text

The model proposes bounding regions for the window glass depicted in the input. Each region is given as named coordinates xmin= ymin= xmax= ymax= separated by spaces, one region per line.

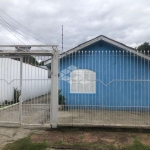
xmin=70 ymin=69 xmax=96 ymax=93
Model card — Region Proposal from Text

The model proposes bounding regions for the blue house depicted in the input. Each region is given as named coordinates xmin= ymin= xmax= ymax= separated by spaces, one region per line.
xmin=45 ymin=35 xmax=150 ymax=111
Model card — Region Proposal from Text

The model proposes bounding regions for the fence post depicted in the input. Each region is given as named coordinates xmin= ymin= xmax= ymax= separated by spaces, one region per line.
xmin=19 ymin=57 xmax=23 ymax=124
xmin=50 ymin=49 xmax=59 ymax=128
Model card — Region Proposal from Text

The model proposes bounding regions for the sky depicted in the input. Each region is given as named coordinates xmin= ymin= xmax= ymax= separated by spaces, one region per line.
xmin=0 ymin=0 xmax=150 ymax=51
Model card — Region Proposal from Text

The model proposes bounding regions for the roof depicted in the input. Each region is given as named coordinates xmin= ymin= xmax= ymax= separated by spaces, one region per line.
xmin=44 ymin=35 xmax=150 ymax=65
xmin=39 ymin=65 xmax=48 ymax=70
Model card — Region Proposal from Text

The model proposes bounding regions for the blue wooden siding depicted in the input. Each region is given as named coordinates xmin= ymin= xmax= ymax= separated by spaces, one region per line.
xmin=59 ymin=41 xmax=150 ymax=110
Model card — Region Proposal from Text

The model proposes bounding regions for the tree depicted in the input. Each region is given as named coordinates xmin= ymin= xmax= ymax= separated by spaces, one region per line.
xmin=58 ymin=90 xmax=65 ymax=105
xmin=23 ymin=56 xmax=39 ymax=66
xmin=12 ymin=56 xmax=39 ymax=66
xmin=137 ymin=42 xmax=150 ymax=55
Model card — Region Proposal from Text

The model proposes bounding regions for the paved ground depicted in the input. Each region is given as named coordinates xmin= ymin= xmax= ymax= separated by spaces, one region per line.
xmin=0 ymin=127 xmax=32 ymax=149
xmin=58 ymin=109 xmax=150 ymax=127
xmin=1 ymin=104 xmax=150 ymax=127
xmin=0 ymin=93 xmax=150 ymax=127
xmin=0 ymin=94 xmax=50 ymax=125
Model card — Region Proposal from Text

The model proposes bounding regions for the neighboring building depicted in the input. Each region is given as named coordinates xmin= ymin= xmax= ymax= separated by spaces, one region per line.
xmin=44 ymin=35 xmax=150 ymax=110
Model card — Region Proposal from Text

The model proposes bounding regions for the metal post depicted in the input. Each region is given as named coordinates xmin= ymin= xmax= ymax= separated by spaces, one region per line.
xmin=19 ymin=57 xmax=23 ymax=124
xmin=50 ymin=49 xmax=59 ymax=128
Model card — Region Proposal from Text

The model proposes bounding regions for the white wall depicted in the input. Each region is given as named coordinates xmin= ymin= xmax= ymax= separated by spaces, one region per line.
xmin=0 ymin=58 xmax=51 ymax=102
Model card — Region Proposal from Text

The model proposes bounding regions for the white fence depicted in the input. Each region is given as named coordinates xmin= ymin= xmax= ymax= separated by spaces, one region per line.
xmin=0 ymin=58 xmax=50 ymax=102
xmin=1 ymin=48 xmax=150 ymax=128
xmin=58 ymin=50 xmax=150 ymax=128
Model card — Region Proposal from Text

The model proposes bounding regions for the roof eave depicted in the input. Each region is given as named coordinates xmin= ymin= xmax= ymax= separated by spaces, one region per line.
xmin=44 ymin=35 xmax=150 ymax=65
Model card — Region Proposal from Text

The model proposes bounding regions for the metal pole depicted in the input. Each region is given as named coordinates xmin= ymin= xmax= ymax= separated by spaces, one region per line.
xmin=19 ymin=57 xmax=23 ymax=124
xmin=50 ymin=49 xmax=59 ymax=128
xmin=62 ymin=25 xmax=63 ymax=52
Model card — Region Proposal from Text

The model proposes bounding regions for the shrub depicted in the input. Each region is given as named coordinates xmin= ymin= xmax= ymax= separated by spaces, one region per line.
xmin=14 ymin=88 xmax=20 ymax=103
xmin=2 ymin=88 xmax=20 ymax=106
xmin=59 ymin=90 xmax=65 ymax=105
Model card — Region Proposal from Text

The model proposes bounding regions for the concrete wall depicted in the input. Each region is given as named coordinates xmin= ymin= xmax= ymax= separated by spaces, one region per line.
xmin=0 ymin=58 xmax=50 ymax=102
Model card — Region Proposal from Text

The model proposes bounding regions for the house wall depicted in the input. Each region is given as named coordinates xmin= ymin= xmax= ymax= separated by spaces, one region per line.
xmin=59 ymin=41 xmax=150 ymax=110
xmin=0 ymin=58 xmax=50 ymax=102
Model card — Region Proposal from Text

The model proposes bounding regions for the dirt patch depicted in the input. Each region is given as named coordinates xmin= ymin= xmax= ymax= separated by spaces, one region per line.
xmin=31 ymin=131 xmax=64 ymax=143
xmin=63 ymin=131 xmax=82 ymax=144
xmin=135 ymin=133 xmax=150 ymax=139
xmin=116 ymin=133 xmax=133 ymax=146
xmin=82 ymin=132 xmax=99 ymax=143
xmin=100 ymin=137 xmax=116 ymax=144
xmin=133 ymin=133 xmax=150 ymax=146
xmin=118 ymin=136 xmax=128 ymax=143
xmin=140 ymin=139 xmax=150 ymax=146
xmin=97 ymin=131 xmax=116 ymax=144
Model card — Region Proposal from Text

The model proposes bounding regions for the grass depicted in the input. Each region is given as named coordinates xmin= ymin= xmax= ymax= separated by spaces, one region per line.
xmin=4 ymin=138 xmax=150 ymax=150
xmin=2 ymin=133 xmax=150 ymax=150
xmin=3 ymin=135 xmax=49 ymax=150
xmin=0 ymin=105 xmax=6 ymax=108
xmin=2 ymin=135 xmax=114 ymax=150
xmin=125 ymin=139 xmax=150 ymax=150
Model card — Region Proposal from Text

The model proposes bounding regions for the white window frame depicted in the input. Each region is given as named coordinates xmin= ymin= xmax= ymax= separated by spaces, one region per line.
xmin=70 ymin=69 xmax=96 ymax=93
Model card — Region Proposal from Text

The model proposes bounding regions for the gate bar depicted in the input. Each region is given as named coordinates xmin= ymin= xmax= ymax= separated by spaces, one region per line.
xmin=19 ymin=57 xmax=23 ymax=124
xmin=0 ymin=45 xmax=58 ymax=47
xmin=0 ymin=50 xmax=54 ymax=56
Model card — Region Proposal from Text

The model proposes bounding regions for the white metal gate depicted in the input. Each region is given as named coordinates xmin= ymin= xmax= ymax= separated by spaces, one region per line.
xmin=0 ymin=45 xmax=59 ymax=128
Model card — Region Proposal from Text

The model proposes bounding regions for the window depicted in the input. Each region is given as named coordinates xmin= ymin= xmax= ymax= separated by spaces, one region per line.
xmin=70 ymin=69 xmax=96 ymax=93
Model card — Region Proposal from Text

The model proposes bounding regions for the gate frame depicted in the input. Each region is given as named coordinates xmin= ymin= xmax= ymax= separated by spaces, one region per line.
xmin=0 ymin=45 xmax=59 ymax=128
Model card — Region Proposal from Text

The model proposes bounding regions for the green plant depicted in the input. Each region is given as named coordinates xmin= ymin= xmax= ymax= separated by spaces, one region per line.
xmin=14 ymin=88 xmax=20 ymax=103
xmin=126 ymin=139 xmax=150 ymax=150
xmin=59 ymin=90 xmax=65 ymax=105
xmin=3 ymin=135 xmax=48 ymax=150
xmin=3 ymin=100 xmax=13 ymax=105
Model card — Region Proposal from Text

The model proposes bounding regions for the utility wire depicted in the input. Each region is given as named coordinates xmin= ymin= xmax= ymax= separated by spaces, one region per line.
xmin=0 ymin=16 xmax=43 ymax=44
xmin=0 ymin=21 xmax=25 ymax=44
xmin=0 ymin=21 xmax=30 ymax=43
xmin=0 ymin=30 xmax=15 ymax=44
xmin=0 ymin=10 xmax=49 ymax=45
xmin=0 ymin=18 xmax=50 ymax=51
xmin=0 ymin=17 xmax=47 ymax=46
xmin=0 ymin=20 xmax=49 ymax=52
xmin=0 ymin=19 xmax=43 ymax=58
